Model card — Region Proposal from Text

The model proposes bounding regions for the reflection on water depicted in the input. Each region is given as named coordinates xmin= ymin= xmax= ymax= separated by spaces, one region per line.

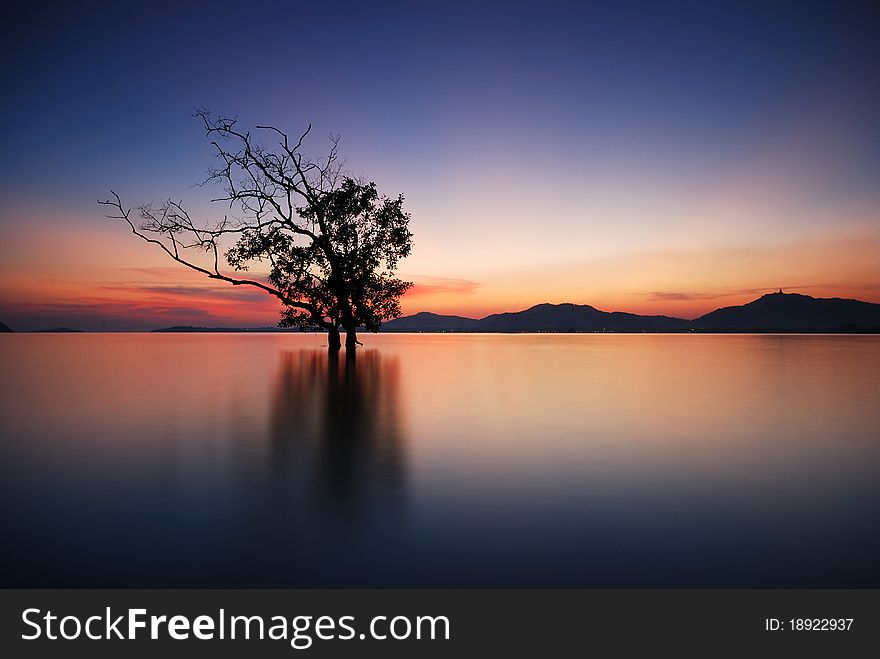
xmin=1 ymin=333 xmax=879 ymax=586
xmin=269 ymin=350 xmax=405 ymax=508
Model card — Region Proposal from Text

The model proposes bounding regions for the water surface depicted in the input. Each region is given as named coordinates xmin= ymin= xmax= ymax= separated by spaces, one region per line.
xmin=1 ymin=333 xmax=878 ymax=586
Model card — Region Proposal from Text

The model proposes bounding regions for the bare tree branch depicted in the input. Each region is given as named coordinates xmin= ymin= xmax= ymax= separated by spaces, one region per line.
xmin=97 ymin=191 xmax=319 ymax=316
xmin=101 ymin=111 xmax=413 ymax=350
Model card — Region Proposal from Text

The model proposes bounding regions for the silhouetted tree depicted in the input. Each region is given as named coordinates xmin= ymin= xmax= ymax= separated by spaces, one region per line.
xmin=99 ymin=110 xmax=413 ymax=350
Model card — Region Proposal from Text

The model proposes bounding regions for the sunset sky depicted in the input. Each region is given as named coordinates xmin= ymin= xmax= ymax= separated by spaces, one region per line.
xmin=1 ymin=1 xmax=879 ymax=330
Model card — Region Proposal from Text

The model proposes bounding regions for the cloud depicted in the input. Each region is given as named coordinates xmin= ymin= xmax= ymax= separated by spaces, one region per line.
xmin=0 ymin=299 xmax=278 ymax=331
xmin=99 ymin=283 xmax=269 ymax=303
xmin=0 ymin=299 xmax=220 ymax=332
xmin=0 ymin=281 xmax=282 ymax=330
xmin=647 ymin=288 xmax=768 ymax=302
xmin=122 ymin=266 xmax=198 ymax=279
xmin=405 ymin=275 xmax=481 ymax=297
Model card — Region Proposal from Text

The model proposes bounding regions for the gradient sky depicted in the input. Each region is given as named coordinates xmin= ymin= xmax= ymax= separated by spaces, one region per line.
xmin=1 ymin=1 xmax=879 ymax=330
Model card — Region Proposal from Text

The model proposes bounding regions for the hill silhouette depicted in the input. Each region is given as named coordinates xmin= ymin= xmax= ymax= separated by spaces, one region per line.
xmin=383 ymin=293 xmax=880 ymax=333
xmin=0 ymin=321 xmax=12 ymax=332
xmin=374 ymin=312 xmax=482 ymax=332
xmin=479 ymin=303 xmax=688 ymax=332
xmin=34 ymin=327 xmax=83 ymax=333
xmin=382 ymin=303 xmax=688 ymax=332
xmin=693 ymin=292 xmax=880 ymax=331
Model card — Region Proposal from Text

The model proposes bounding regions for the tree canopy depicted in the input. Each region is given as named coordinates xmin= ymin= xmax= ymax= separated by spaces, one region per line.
xmin=100 ymin=110 xmax=413 ymax=350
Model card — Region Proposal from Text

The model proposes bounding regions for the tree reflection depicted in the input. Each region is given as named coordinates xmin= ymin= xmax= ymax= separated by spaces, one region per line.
xmin=269 ymin=349 xmax=406 ymax=515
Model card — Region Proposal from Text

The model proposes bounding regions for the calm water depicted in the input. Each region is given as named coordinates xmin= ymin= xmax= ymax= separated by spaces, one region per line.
xmin=1 ymin=333 xmax=879 ymax=587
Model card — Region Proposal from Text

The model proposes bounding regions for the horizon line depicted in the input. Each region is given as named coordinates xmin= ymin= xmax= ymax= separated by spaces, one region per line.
xmin=5 ymin=289 xmax=879 ymax=333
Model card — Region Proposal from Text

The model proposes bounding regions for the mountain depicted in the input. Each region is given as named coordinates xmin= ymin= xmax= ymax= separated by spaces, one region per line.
xmin=385 ymin=293 xmax=880 ymax=333
xmin=479 ymin=303 xmax=689 ymax=332
xmin=693 ymin=292 xmax=880 ymax=331
xmin=0 ymin=322 xmax=12 ymax=332
xmin=381 ymin=312 xmax=482 ymax=332
xmin=383 ymin=303 xmax=690 ymax=332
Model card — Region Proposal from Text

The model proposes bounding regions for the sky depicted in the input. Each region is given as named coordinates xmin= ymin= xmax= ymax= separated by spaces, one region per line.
xmin=1 ymin=0 xmax=879 ymax=330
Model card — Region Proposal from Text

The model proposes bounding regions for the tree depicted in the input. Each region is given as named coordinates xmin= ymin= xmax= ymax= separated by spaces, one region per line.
xmin=99 ymin=110 xmax=413 ymax=351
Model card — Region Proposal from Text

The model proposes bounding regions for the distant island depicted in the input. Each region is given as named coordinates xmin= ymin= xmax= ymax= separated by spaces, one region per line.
xmin=0 ymin=322 xmax=12 ymax=332
xmin=33 ymin=327 xmax=83 ymax=333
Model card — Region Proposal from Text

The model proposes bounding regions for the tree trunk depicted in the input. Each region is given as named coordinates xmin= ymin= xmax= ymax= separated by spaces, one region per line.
xmin=327 ymin=326 xmax=341 ymax=351
xmin=344 ymin=324 xmax=358 ymax=351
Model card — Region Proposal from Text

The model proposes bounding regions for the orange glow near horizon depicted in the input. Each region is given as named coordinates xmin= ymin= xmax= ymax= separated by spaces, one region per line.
xmin=1 ymin=209 xmax=879 ymax=330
